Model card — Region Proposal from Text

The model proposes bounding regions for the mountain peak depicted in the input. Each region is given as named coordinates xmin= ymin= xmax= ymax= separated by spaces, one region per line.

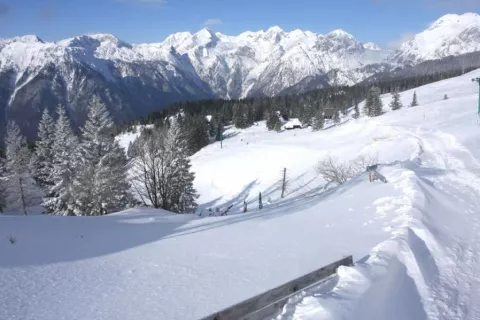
xmin=430 ymin=12 xmax=480 ymax=29
xmin=327 ymin=29 xmax=354 ymax=39
xmin=12 ymin=35 xmax=44 ymax=43
xmin=193 ymin=28 xmax=219 ymax=45
xmin=86 ymin=33 xmax=130 ymax=47
xmin=267 ymin=26 xmax=284 ymax=33
xmin=363 ymin=42 xmax=381 ymax=51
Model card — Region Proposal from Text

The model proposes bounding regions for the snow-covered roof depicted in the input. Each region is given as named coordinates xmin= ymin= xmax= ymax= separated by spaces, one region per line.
xmin=283 ymin=118 xmax=302 ymax=129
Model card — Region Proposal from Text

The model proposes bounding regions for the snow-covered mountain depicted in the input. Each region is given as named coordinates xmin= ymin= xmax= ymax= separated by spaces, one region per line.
xmin=390 ymin=12 xmax=480 ymax=65
xmin=1 ymin=13 xmax=480 ymax=138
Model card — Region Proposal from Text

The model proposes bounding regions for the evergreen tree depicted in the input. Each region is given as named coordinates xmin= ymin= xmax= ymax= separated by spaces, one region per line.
xmin=299 ymin=102 xmax=315 ymax=126
xmin=215 ymin=121 xmax=224 ymax=142
xmin=389 ymin=91 xmax=403 ymax=111
xmin=352 ymin=101 xmax=360 ymax=119
xmin=266 ymin=110 xmax=280 ymax=131
xmin=312 ymin=110 xmax=325 ymax=131
xmin=5 ymin=122 xmax=33 ymax=215
xmin=0 ymin=159 xmax=7 ymax=213
xmin=444 ymin=94 xmax=449 ymax=100
xmin=410 ymin=91 xmax=419 ymax=107
xmin=165 ymin=121 xmax=198 ymax=213
xmin=364 ymin=87 xmax=383 ymax=117
xmin=208 ymin=115 xmax=217 ymax=138
xmin=233 ymin=104 xmax=248 ymax=129
xmin=71 ymin=97 xmax=131 ymax=216
xmin=183 ymin=116 xmax=210 ymax=155
xmin=333 ymin=109 xmax=340 ymax=124
xmin=363 ymin=90 xmax=374 ymax=116
xmin=46 ymin=106 xmax=78 ymax=214
xmin=32 ymin=108 xmax=55 ymax=187
xmin=127 ymin=141 xmax=136 ymax=158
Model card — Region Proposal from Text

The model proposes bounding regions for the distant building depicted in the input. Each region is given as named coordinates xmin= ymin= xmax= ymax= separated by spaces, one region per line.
xmin=283 ymin=118 xmax=302 ymax=130
xmin=324 ymin=109 xmax=335 ymax=120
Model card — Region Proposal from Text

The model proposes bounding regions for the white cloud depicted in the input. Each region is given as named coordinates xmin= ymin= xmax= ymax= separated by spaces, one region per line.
xmin=204 ymin=18 xmax=223 ymax=26
xmin=387 ymin=32 xmax=415 ymax=49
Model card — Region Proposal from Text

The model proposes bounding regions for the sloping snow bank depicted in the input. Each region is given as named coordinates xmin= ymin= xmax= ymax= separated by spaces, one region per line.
xmin=280 ymin=70 xmax=480 ymax=320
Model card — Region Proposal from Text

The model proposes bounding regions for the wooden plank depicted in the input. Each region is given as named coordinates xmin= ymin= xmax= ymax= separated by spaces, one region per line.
xmin=201 ymin=255 xmax=353 ymax=320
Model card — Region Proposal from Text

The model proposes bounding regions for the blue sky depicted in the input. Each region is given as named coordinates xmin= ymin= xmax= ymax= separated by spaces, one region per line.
xmin=0 ymin=0 xmax=478 ymax=47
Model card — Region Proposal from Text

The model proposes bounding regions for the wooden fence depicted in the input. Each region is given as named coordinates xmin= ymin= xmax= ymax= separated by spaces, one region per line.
xmin=201 ymin=255 xmax=353 ymax=320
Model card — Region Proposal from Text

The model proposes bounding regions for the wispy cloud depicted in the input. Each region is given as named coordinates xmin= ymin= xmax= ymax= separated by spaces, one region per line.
xmin=387 ymin=32 xmax=415 ymax=49
xmin=204 ymin=18 xmax=223 ymax=26
xmin=0 ymin=3 xmax=10 ymax=17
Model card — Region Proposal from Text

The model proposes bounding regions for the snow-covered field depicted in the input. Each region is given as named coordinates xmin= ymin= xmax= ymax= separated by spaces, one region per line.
xmin=3 ymin=70 xmax=480 ymax=320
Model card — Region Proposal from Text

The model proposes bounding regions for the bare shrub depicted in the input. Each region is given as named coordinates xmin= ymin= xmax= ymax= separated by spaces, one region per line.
xmin=316 ymin=154 xmax=378 ymax=185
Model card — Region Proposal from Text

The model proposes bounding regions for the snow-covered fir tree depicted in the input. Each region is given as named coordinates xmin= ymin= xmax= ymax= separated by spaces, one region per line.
xmin=312 ymin=110 xmax=325 ymax=131
xmin=389 ymin=91 xmax=403 ymax=110
xmin=185 ymin=116 xmax=210 ymax=155
xmin=32 ymin=108 xmax=55 ymax=187
xmin=71 ymin=96 xmax=131 ymax=216
xmin=410 ymin=91 xmax=419 ymax=107
xmin=0 ymin=158 xmax=8 ymax=213
xmin=266 ymin=110 xmax=281 ymax=131
xmin=5 ymin=121 xmax=34 ymax=215
xmin=364 ymin=87 xmax=383 ymax=117
xmin=333 ymin=109 xmax=340 ymax=124
xmin=352 ymin=101 xmax=360 ymax=119
xmin=165 ymin=121 xmax=198 ymax=213
xmin=46 ymin=105 xmax=78 ymax=214
xmin=233 ymin=104 xmax=248 ymax=129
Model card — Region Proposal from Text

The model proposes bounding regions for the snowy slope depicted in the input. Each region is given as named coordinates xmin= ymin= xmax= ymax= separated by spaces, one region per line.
xmin=4 ymin=69 xmax=480 ymax=320
xmin=278 ymin=70 xmax=480 ymax=320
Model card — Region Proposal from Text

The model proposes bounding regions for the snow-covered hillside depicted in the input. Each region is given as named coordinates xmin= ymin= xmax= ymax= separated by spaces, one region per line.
xmin=3 ymin=69 xmax=480 ymax=320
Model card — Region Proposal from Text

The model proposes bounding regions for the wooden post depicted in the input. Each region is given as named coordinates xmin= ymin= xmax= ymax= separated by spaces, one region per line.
xmin=259 ymin=192 xmax=263 ymax=210
xmin=281 ymin=168 xmax=287 ymax=198
xmin=243 ymin=200 xmax=248 ymax=213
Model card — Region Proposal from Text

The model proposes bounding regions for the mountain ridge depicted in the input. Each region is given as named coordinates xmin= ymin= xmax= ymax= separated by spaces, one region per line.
xmin=1 ymin=12 xmax=480 ymax=139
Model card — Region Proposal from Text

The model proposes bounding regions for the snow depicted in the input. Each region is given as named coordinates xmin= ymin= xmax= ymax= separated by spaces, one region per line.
xmin=116 ymin=124 xmax=153 ymax=152
xmin=363 ymin=42 xmax=381 ymax=51
xmin=3 ymin=69 xmax=480 ymax=319
xmin=2 ymin=13 xmax=480 ymax=100
xmin=283 ymin=118 xmax=302 ymax=129
xmin=392 ymin=12 xmax=480 ymax=64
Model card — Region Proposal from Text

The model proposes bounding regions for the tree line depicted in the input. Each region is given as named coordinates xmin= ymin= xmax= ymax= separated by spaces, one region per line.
xmin=0 ymin=97 xmax=198 ymax=215
xmin=115 ymin=66 xmax=468 ymax=153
